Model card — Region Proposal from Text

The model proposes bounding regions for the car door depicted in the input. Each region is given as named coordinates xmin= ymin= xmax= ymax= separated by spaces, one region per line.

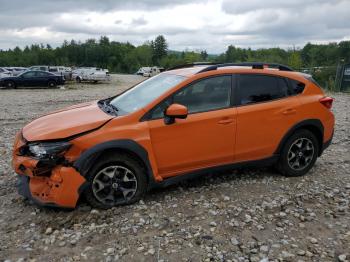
xmin=147 ymin=75 xmax=237 ymax=178
xmin=20 ymin=71 xmax=37 ymax=87
xmin=36 ymin=71 xmax=50 ymax=86
xmin=235 ymin=73 xmax=301 ymax=162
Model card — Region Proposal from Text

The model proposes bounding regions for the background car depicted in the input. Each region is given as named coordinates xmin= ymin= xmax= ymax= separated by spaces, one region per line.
xmin=4 ymin=67 xmax=27 ymax=76
xmin=0 ymin=70 xmax=65 ymax=88
xmin=72 ymin=67 xmax=110 ymax=83
xmin=0 ymin=67 xmax=12 ymax=78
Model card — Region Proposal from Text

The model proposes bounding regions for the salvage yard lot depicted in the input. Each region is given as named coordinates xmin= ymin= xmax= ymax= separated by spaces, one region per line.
xmin=0 ymin=74 xmax=349 ymax=261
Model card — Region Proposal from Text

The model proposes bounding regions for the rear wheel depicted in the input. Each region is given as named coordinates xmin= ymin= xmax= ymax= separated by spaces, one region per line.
xmin=277 ymin=129 xmax=319 ymax=177
xmin=48 ymin=80 xmax=57 ymax=88
xmin=76 ymin=77 xmax=81 ymax=83
xmin=84 ymin=153 xmax=147 ymax=209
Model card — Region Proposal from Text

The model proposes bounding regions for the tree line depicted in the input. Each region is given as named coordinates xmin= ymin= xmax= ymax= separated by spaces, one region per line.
xmin=0 ymin=35 xmax=349 ymax=88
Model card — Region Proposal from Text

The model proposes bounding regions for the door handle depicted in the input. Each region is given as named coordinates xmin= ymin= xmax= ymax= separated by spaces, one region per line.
xmin=282 ymin=108 xmax=296 ymax=115
xmin=218 ymin=118 xmax=234 ymax=124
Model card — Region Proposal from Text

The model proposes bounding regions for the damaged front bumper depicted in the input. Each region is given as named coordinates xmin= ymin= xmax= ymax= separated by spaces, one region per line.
xmin=13 ymin=133 xmax=87 ymax=209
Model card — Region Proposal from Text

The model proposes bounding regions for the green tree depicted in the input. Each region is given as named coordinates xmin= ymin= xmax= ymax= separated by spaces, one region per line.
xmin=288 ymin=51 xmax=303 ymax=70
xmin=151 ymin=35 xmax=168 ymax=65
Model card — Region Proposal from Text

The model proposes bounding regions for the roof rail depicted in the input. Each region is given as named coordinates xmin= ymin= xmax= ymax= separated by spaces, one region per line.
xmin=196 ymin=62 xmax=294 ymax=74
xmin=167 ymin=62 xmax=219 ymax=71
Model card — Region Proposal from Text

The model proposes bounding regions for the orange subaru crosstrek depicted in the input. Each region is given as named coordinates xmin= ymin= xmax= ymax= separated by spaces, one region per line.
xmin=12 ymin=63 xmax=335 ymax=209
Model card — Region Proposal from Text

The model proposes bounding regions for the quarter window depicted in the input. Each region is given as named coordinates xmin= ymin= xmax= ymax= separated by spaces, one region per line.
xmin=238 ymin=74 xmax=288 ymax=105
xmin=289 ymin=79 xmax=305 ymax=95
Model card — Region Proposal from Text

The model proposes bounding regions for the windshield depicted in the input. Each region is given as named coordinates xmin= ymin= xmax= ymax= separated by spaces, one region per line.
xmin=110 ymin=73 xmax=186 ymax=115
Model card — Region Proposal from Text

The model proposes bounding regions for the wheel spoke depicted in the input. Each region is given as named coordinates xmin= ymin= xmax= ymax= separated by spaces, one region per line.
xmin=305 ymin=142 xmax=313 ymax=151
xmin=122 ymin=171 xmax=137 ymax=182
xmin=119 ymin=186 xmax=136 ymax=199
xmin=292 ymin=159 xmax=300 ymax=169
xmin=288 ymin=151 xmax=296 ymax=161
xmin=100 ymin=190 xmax=115 ymax=203
xmin=102 ymin=167 xmax=116 ymax=179
xmin=295 ymin=139 xmax=303 ymax=149
xmin=93 ymin=179 xmax=106 ymax=193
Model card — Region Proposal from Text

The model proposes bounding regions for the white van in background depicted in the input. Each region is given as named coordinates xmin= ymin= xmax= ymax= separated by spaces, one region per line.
xmin=72 ymin=67 xmax=111 ymax=83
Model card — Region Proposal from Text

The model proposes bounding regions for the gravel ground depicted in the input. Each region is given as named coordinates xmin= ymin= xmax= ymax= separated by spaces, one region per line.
xmin=0 ymin=74 xmax=349 ymax=262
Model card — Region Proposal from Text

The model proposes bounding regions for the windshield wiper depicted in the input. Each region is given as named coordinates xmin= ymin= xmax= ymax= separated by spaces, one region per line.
xmin=108 ymin=102 xmax=119 ymax=113
xmin=98 ymin=99 xmax=118 ymax=116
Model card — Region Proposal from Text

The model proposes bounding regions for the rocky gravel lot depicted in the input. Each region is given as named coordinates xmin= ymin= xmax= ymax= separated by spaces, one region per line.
xmin=0 ymin=74 xmax=349 ymax=262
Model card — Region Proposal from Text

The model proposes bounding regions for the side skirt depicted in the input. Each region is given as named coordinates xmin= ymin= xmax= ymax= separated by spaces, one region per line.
xmin=151 ymin=155 xmax=279 ymax=189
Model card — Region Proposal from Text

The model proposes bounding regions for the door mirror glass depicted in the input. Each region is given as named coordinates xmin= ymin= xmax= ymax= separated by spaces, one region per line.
xmin=164 ymin=103 xmax=188 ymax=124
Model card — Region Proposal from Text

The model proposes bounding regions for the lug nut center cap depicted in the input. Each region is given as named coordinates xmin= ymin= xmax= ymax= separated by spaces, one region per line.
xmin=112 ymin=183 xmax=118 ymax=189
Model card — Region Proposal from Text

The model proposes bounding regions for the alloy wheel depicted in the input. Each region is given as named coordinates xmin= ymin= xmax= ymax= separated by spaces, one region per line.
xmin=92 ymin=165 xmax=137 ymax=205
xmin=287 ymin=138 xmax=314 ymax=171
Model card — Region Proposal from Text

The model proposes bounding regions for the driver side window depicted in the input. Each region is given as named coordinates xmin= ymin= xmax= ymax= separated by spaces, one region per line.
xmin=148 ymin=75 xmax=232 ymax=120
xmin=22 ymin=71 xmax=36 ymax=78
xmin=173 ymin=75 xmax=231 ymax=114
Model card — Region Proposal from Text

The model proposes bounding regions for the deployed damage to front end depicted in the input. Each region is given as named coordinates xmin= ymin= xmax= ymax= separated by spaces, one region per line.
xmin=12 ymin=132 xmax=86 ymax=208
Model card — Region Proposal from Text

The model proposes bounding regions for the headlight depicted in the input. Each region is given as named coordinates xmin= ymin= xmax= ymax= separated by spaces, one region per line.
xmin=28 ymin=141 xmax=71 ymax=158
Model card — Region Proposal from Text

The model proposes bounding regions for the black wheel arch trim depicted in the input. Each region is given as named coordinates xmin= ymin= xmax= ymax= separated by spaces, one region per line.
xmin=73 ymin=139 xmax=156 ymax=189
xmin=275 ymin=119 xmax=325 ymax=156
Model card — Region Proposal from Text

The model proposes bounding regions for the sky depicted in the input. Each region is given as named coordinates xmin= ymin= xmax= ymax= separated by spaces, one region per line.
xmin=0 ymin=0 xmax=349 ymax=53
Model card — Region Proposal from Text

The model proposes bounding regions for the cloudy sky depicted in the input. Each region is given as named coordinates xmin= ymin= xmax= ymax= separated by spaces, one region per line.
xmin=0 ymin=0 xmax=349 ymax=53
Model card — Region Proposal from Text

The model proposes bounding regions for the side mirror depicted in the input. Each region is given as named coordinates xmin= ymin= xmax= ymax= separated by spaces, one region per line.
xmin=164 ymin=103 xmax=188 ymax=125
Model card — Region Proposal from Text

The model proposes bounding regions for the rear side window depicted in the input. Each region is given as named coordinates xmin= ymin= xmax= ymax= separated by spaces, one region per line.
xmin=289 ymin=79 xmax=305 ymax=95
xmin=36 ymin=71 xmax=50 ymax=77
xmin=238 ymin=74 xmax=288 ymax=105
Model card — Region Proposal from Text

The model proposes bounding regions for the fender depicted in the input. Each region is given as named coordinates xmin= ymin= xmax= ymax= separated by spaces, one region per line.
xmin=275 ymin=119 xmax=324 ymax=156
xmin=73 ymin=139 xmax=156 ymax=189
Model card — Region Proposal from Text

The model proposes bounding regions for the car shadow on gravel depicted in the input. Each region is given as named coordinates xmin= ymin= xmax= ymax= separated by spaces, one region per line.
xmin=144 ymin=167 xmax=282 ymax=202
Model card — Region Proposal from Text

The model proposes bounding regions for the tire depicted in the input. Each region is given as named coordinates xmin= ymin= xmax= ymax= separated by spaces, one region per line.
xmin=48 ymin=80 xmax=57 ymax=88
xmin=76 ymin=77 xmax=81 ymax=83
xmin=277 ymin=129 xmax=319 ymax=177
xmin=83 ymin=153 xmax=147 ymax=209
xmin=5 ymin=81 xmax=16 ymax=89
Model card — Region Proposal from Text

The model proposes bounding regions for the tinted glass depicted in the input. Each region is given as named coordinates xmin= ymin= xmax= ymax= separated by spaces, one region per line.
xmin=110 ymin=73 xmax=185 ymax=115
xmin=173 ymin=75 xmax=231 ymax=114
xmin=22 ymin=71 xmax=36 ymax=78
xmin=149 ymin=75 xmax=232 ymax=119
xmin=238 ymin=74 xmax=288 ymax=105
xmin=289 ymin=79 xmax=305 ymax=94
xmin=36 ymin=71 xmax=49 ymax=76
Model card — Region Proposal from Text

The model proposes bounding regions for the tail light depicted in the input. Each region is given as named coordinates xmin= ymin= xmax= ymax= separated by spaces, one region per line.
xmin=319 ymin=97 xmax=334 ymax=109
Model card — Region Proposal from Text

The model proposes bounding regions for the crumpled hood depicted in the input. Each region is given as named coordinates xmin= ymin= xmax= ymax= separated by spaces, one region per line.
xmin=23 ymin=101 xmax=113 ymax=141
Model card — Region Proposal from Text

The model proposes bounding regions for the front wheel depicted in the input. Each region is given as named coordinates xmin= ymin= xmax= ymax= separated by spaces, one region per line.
xmin=277 ymin=129 xmax=319 ymax=177
xmin=5 ymin=81 xmax=16 ymax=89
xmin=84 ymin=153 xmax=147 ymax=209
